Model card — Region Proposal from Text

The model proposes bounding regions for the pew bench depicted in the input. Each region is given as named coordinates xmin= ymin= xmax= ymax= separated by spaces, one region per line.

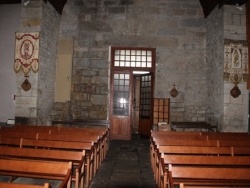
xmin=0 ymin=182 xmax=50 ymax=188
xmin=0 ymin=127 xmax=104 ymax=185
xmin=20 ymin=138 xmax=94 ymax=187
xmin=0 ymin=145 xmax=85 ymax=188
xmin=0 ymin=158 xmax=72 ymax=188
xmin=161 ymin=155 xmax=250 ymax=188
xmin=168 ymin=165 xmax=250 ymax=188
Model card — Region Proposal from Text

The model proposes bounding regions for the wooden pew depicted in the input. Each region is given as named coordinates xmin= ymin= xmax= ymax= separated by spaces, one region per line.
xmin=20 ymin=138 xmax=94 ymax=187
xmin=153 ymin=146 xmax=233 ymax=187
xmin=37 ymin=132 xmax=101 ymax=176
xmin=0 ymin=125 xmax=109 ymax=187
xmin=162 ymin=155 xmax=250 ymax=188
xmin=1 ymin=125 xmax=52 ymax=134
xmin=54 ymin=127 xmax=109 ymax=162
xmin=0 ymin=158 xmax=72 ymax=188
xmin=168 ymin=165 xmax=250 ymax=188
xmin=151 ymin=138 xmax=218 ymax=180
xmin=0 ymin=145 xmax=85 ymax=188
xmin=218 ymin=139 xmax=250 ymax=147
xmin=0 ymin=136 xmax=21 ymax=147
xmin=0 ymin=126 xmax=106 ymax=180
xmin=0 ymin=182 xmax=50 ymax=188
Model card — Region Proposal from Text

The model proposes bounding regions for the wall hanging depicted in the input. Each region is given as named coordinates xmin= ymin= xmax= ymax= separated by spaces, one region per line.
xmin=169 ymin=83 xmax=178 ymax=98
xmin=14 ymin=32 xmax=40 ymax=76
xmin=224 ymin=39 xmax=248 ymax=98
xmin=21 ymin=76 xmax=32 ymax=91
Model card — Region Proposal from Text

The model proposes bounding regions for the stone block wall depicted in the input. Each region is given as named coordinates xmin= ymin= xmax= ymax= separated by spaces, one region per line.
xmin=36 ymin=2 xmax=61 ymax=125
xmin=15 ymin=0 xmax=43 ymax=125
xmin=222 ymin=5 xmax=248 ymax=132
xmin=60 ymin=0 xmax=207 ymax=121
xmin=15 ymin=0 xmax=61 ymax=125
xmin=206 ymin=4 xmax=248 ymax=132
xmin=206 ymin=6 xmax=224 ymax=130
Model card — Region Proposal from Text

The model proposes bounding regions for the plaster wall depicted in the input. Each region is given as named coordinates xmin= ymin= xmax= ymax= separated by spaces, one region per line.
xmin=0 ymin=4 xmax=21 ymax=124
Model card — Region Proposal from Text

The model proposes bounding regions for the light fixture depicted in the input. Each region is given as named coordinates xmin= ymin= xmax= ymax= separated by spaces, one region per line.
xmin=24 ymin=0 xmax=30 ymax=6
xmin=170 ymin=83 xmax=178 ymax=98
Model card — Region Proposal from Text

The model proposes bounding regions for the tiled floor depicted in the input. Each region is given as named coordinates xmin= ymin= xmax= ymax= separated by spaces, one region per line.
xmin=89 ymin=134 xmax=157 ymax=188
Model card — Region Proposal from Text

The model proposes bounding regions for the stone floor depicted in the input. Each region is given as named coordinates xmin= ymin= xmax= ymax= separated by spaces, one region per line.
xmin=89 ymin=133 xmax=157 ymax=188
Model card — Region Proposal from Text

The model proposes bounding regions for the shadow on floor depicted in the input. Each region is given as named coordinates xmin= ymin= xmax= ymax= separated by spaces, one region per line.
xmin=89 ymin=133 xmax=157 ymax=188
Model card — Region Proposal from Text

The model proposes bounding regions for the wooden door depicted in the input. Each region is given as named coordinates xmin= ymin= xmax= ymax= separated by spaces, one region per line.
xmin=138 ymin=73 xmax=153 ymax=136
xmin=55 ymin=38 xmax=73 ymax=102
xmin=110 ymin=72 xmax=132 ymax=140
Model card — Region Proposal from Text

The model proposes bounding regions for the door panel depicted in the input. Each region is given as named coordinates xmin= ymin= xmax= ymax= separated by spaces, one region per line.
xmin=138 ymin=73 xmax=153 ymax=136
xmin=110 ymin=72 xmax=131 ymax=140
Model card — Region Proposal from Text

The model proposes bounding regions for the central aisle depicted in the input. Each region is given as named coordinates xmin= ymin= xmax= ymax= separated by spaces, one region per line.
xmin=89 ymin=134 xmax=156 ymax=188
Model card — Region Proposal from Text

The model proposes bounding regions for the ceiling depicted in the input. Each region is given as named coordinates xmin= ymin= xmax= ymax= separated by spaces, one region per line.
xmin=0 ymin=0 xmax=247 ymax=17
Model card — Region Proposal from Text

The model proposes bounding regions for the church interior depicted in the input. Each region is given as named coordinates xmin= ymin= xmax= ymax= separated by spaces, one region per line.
xmin=0 ymin=0 xmax=250 ymax=187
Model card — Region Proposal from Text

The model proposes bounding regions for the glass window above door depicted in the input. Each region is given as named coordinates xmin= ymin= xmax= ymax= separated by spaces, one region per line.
xmin=114 ymin=49 xmax=152 ymax=68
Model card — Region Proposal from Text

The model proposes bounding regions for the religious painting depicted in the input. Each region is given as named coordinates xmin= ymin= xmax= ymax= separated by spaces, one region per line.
xmin=14 ymin=32 xmax=40 ymax=76
xmin=224 ymin=39 xmax=248 ymax=83
xmin=232 ymin=48 xmax=241 ymax=69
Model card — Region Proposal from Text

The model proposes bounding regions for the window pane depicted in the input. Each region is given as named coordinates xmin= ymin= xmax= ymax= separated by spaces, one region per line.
xmin=126 ymin=50 xmax=130 ymax=55
xmin=136 ymin=56 xmax=141 ymax=61
xmin=147 ymin=62 xmax=152 ymax=67
xmin=120 ymin=61 xmax=125 ymax=66
xmin=113 ymin=48 xmax=154 ymax=68
xmin=120 ymin=50 xmax=125 ymax=55
xmin=114 ymin=61 xmax=120 ymax=66
xmin=112 ymin=73 xmax=130 ymax=116
xmin=136 ymin=50 xmax=141 ymax=55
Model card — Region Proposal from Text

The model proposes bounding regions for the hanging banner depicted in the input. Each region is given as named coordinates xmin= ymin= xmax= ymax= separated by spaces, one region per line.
xmin=224 ymin=39 xmax=248 ymax=83
xmin=14 ymin=32 xmax=39 ymax=76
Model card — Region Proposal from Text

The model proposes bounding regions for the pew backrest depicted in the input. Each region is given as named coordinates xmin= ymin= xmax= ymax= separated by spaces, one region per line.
xmin=0 ymin=182 xmax=50 ymax=188
xmin=168 ymin=164 xmax=250 ymax=188
xmin=0 ymin=158 xmax=72 ymax=188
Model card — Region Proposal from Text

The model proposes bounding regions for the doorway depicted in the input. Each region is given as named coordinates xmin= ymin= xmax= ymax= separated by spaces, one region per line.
xmin=109 ymin=47 xmax=156 ymax=140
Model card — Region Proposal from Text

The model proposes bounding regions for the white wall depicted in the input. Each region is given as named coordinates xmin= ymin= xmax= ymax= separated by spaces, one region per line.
xmin=0 ymin=4 xmax=21 ymax=123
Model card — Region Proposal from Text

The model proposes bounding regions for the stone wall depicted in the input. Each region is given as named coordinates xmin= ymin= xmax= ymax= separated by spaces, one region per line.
xmin=206 ymin=6 xmax=224 ymax=129
xmin=60 ymin=0 xmax=207 ymax=121
xmin=222 ymin=5 xmax=248 ymax=132
xmin=15 ymin=0 xmax=61 ymax=125
xmin=15 ymin=0 xmax=43 ymax=125
xmin=36 ymin=2 xmax=61 ymax=125
xmin=206 ymin=4 xmax=248 ymax=132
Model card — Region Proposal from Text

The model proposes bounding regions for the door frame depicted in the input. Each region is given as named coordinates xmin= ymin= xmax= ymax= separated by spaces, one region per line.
xmin=109 ymin=46 xmax=156 ymax=140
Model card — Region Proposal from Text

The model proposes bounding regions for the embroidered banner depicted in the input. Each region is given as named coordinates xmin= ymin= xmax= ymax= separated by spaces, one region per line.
xmin=224 ymin=39 xmax=248 ymax=83
xmin=14 ymin=32 xmax=39 ymax=76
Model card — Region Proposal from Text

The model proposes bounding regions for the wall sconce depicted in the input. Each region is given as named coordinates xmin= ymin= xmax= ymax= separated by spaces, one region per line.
xmin=170 ymin=83 xmax=178 ymax=98
xmin=230 ymin=74 xmax=241 ymax=98
xmin=21 ymin=76 xmax=31 ymax=91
